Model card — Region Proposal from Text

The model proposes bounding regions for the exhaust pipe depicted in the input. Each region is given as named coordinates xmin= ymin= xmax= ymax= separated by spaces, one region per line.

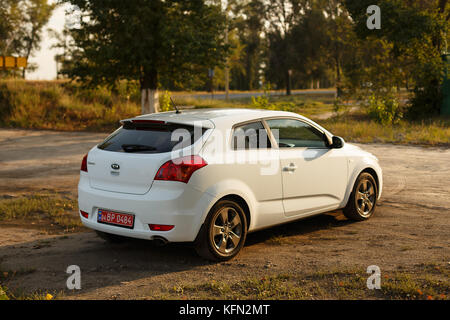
xmin=152 ymin=236 xmax=169 ymax=246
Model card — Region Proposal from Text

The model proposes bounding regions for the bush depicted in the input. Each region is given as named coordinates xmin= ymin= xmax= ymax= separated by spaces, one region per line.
xmin=367 ymin=93 xmax=403 ymax=126
xmin=159 ymin=90 xmax=173 ymax=112
xmin=251 ymin=93 xmax=276 ymax=110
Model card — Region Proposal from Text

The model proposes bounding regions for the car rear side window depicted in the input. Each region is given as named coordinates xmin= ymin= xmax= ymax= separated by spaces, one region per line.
xmin=232 ymin=121 xmax=271 ymax=150
xmin=98 ymin=121 xmax=206 ymax=154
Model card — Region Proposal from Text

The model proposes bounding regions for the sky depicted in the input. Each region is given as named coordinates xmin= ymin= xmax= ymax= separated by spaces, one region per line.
xmin=27 ymin=2 xmax=67 ymax=80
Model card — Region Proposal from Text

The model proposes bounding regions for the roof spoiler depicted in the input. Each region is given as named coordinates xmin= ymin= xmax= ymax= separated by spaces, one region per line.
xmin=120 ymin=119 xmax=166 ymax=125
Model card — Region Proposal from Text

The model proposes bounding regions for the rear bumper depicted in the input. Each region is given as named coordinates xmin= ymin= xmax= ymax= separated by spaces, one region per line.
xmin=78 ymin=174 xmax=215 ymax=242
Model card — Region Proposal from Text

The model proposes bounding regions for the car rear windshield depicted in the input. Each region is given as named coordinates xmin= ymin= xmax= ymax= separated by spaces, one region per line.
xmin=98 ymin=121 xmax=207 ymax=154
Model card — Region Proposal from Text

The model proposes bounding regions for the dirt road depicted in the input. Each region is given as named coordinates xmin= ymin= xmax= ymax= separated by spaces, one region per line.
xmin=0 ymin=128 xmax=449 ymax=299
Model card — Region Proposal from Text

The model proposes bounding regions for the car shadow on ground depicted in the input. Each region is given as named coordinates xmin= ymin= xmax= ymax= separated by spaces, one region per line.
xmin=245 ymin=211 xmax=353 ymax=246
xmin=0 ymin=211 xmax=354 ymax=297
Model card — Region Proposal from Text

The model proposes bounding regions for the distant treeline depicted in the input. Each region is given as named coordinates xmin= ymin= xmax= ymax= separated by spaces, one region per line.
xmin=1 ymin=1 xmax=449 ymax=117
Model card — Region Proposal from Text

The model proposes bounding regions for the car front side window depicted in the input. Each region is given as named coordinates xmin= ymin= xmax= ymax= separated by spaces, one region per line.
xmin=266 ymin=119 xmax=327 ymax=148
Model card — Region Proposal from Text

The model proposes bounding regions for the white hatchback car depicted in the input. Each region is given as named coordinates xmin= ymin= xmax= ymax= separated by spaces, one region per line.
xmin=78 ymin=109 xmax=382 ymax=261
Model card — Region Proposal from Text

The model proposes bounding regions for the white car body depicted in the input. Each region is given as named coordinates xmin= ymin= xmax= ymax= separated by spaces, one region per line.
xmin=78 ymin=109 xmax=382 ymax=244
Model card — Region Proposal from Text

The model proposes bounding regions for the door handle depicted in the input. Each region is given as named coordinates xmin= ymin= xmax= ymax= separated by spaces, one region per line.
xmin=283 ymin=164 xmax=298 ymax=172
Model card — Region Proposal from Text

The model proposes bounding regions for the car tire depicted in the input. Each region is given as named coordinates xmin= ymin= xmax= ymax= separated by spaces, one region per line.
xmin=343 ymin=172 xmax=378 ymax=221
xmin=195 ymin=200 xmax=248 ymax=261
xmin=95 ymin=230 xmax=128 ymax=243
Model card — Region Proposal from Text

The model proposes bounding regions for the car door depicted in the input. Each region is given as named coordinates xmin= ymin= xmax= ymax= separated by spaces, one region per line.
xmin=265 ymin=118 xmax=348 ymax=217
xmin=229 ymin=120 xmax=285 ymax=228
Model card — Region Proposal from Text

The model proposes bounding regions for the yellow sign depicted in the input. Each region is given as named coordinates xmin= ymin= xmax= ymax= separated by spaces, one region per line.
xmin=0 ymin=56 xmax=27 ymax=68
xmin=17 ymin=57 xmax=27 ymax=68
xmin=5 ymin=56 xmax=15 ymax=67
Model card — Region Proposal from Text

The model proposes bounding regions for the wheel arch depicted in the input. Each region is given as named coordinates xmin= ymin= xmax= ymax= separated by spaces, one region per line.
xmin=361 ymin=167 xmax=380 ymax=193
xmin=343 ymin=164 xmax=382 ymax=208
xmin=216 ymin=194 xmax=251 ymax=231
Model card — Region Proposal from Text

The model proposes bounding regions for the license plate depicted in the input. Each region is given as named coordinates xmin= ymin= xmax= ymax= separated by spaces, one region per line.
xmin=97 ymin=209 xmax=134 ymax=229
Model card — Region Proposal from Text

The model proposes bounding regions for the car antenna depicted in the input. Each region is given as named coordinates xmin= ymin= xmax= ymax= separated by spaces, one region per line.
xmin=170 ymin=97 xmax=181 ymax=114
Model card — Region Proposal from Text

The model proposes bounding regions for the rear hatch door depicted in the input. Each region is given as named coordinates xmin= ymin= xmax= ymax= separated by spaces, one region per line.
xmin=87 ymin=120 xmax=207 ymax=195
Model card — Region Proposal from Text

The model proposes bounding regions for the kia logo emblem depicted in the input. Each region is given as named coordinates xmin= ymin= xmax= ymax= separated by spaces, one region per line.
xmin=111 ymin=163 xmax=120 ymax=170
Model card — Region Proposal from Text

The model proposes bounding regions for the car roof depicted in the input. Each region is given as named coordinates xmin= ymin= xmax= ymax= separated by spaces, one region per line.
xmin=125 ymin=108 xmax=311 ymax=128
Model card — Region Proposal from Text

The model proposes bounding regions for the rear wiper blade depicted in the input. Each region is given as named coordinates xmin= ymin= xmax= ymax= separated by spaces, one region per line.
xmin=121 ymin=144 xmax=156 ymax=153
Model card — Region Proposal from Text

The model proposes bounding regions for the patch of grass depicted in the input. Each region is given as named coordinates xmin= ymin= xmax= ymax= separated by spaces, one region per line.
xmin=171 ymin=274 xmax=308 ymax=300
xmin=0 ymin=286 xmax=58 ymax=300
xmin=310 ymin=267 xmax=450 ymax=300
xmin=0 ymin=286 xmax=9 ymax=300
xmin=0 ymin=193 xmax=81 ymax=232
xmin=234 ymin=274 xmax=308 ymax=299
xmin=163 ymin=265 xmax=449 ymax=300
xmin=319 ymin=111 xmax=450 ymax=147
xmin=0 ymin=80 xmax=140 ymax=132
xmin=175 ymin=93 xmax=336 ymax=119
xmin=380 ymin=273 xmax=449 ymax=300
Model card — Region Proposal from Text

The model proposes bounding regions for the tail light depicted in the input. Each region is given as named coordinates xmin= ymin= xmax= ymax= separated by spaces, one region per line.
xmin=154 ymin=155 xmax=207 ymax=183
xmin=80 ymin=210 xmax=89 ymax=219
xmin=81 ymin=154 xmax=88 ymax=172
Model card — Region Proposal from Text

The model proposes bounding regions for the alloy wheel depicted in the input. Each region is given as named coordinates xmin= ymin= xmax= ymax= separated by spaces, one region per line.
xmin=210 ymin=206 xmax=243 ymax=255
xmin=355 ymin=178 xmax=376 ymax=216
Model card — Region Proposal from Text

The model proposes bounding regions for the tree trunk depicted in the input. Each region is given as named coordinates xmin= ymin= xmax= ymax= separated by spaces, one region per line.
xmin=224 ymin=24 xmax=230 ymax=101
xmin=335 ymin=57 xmax=342 ymax=98
xmin=140 ymin=70 xmax=159 ymax=114
xmin=286 ymin=70 xmax=292 ymax=96
xmin=23 ymin=28 xmax=36 ymax=79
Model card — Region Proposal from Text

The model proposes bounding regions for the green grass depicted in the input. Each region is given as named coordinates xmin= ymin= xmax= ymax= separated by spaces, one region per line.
xmin=0 ymin=286 xmax=9 ymax=300
xmin=0 ymin=80 xmax=140 ymax=132
xmin=0 ymin=193 xmax=82 ymax=232
xmin=318 ymin=110 xmax=450 ymax=147
xmin=175 ymin=93 xmax=336 ymax=118
xmin=0 ymin=285 xmax=58 ymax=300
xmin=170 ymin=274 xmax=309 ymax=300
xmin=163 ymin=266 xmax=449 ymax=300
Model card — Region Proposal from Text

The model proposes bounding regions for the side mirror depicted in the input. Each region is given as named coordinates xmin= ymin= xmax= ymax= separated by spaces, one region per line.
xmin=331 ymin=136 xmax=344 ymax=149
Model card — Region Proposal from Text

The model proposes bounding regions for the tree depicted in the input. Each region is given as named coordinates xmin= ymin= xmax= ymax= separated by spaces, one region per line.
xmin=234 ymin=0 xmax=266 ymax=90
xmin=21 ymin=0 xmax=56 ymax=79
xmin=265 ymin=0 xmax=294 ymax=95
xmin=22 ymin=0 xmax=55 ymax=78
xmin=322 ymin=0 xmax=355 ymax=97
xmin=0 ymin=0 xmax=54 ymax=78
xmin=290 ymin=2 xmax=333 ymax=90
xmin=0 ymin=0 xmax=26 ymax=71
xmin=344 ymin=0 xmax=450 ymax=116
xmin=61 ymin=0 xmax=227 ymax=114
xmin=265 ymin=0 xmax=317 ymax=95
